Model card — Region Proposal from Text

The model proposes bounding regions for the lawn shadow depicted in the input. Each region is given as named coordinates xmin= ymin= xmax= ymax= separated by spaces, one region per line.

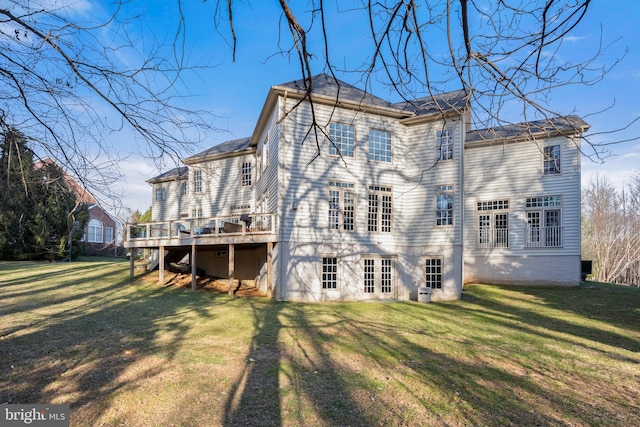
xmin=222 ymin=301 xmax=375 ymax=427
xmin=461 ymin=283 xmax=640 ymax=353
xmin=0 ymin=260 xmax=231 ymax=424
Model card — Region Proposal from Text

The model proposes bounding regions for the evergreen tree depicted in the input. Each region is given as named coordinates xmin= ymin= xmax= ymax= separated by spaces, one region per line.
xmin=0 ymin=123 xmax=88 ymax=260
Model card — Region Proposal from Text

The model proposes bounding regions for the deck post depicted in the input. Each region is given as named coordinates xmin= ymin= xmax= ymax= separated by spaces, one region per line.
xmin=191 ymin=243 xmax=197 ymax=290
xmin=129 ymin=252 xmax=134 ymax=279
xmin=159 ymin=246 xmax=165 ymax=284
xmin=228 ymin=243 xmax=235 ymax=296
xmin=267 ymin=242 xmax=273 ymax=296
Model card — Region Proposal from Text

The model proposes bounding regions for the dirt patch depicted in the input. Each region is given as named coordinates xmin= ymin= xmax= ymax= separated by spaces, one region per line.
xmin=147 ymin=271 xmax=267 ymax=297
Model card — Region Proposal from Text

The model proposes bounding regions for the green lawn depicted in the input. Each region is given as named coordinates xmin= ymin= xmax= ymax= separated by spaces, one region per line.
xmin=1 ymin=258 xmax=639 ymax=426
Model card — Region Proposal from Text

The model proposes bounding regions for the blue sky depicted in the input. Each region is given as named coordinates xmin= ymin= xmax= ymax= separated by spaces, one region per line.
xmin=89 ymin=1 xmax=640 ymax=215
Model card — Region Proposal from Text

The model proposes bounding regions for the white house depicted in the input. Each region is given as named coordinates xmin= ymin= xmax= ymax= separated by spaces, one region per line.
xmin=125 ymin=74 xmax=588 ymax=302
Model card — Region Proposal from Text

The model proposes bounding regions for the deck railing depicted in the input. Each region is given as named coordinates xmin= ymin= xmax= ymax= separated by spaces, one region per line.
xmin=126 ymin=213 xmax=276 ymax=241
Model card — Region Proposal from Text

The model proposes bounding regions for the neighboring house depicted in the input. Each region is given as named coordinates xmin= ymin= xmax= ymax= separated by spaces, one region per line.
xmin=36 ymin=158 xmax=117 ymax=256
xmin=125 ymin=74 xmax=588 ymax=302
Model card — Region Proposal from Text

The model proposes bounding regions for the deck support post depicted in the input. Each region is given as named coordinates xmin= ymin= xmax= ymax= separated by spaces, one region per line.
xmin=267 ymin=242 xmax=273 ymax=296
xmin=159 ymin=246 xmax=165 ymax=284
xmin=129 ymin=252 xmax=134 ymax=279
xmin=228 ymin=244 xmax=235 ymax=296
xmin=191 ymin=243 xmax=197 ymax=290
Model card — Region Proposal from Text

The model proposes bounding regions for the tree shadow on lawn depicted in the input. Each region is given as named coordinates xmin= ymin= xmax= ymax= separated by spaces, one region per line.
xmin=0 ymin=264 xmax=231 ymax=425
xmin=224 ymin=291 xmax=639 ymax=427
xmin=461 ymin=284 xmax=640 ymax=353
xmin=222 ymin=300 xmax=378 ymax=427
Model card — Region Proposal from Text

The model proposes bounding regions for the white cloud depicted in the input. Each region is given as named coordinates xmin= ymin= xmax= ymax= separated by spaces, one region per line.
xmin=563 ymin=35 xmax=586 ymax=43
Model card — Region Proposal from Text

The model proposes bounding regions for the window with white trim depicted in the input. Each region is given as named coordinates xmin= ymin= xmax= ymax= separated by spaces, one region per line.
xmin=436 ymin=129 xmax=453 ymax=161
xmin=435 ymin=185 xmax=454 ymax=226
xmin=88 ymin=218 xmax=103 ymax=243
xmin=328 ymin=181 xmax=355 ymax=231
xmin=363 ymin=258 xmax=394 ymax=295
xmin=191 ymin=208 xmax=203 ymax=227
xmin=543 ymin=145 xmax=561 ymax=174
xmin=368 ymin=129 xmax=391 ymax=162
xmin=477 ymin=200 xmax=509 ymax=248
xmin=425 ymin=257 xmax=443 ymax=289
xmin=104 ymin=227 xmax=114 ymax=244
xmin=525 ymin=196 xmax=562 ymax=247
xmin=155 ymin=187 xmax=166 ymax=201
xmin=322 ymin=257 xmax=338 ymax=289
xmin=367 ymin=185 xmax=392 ymax=232
xmin=241 ymin=162 xmax=252 ymax=187
xmin=193 ymin=170 xmax=202 ymax=193
xmin=329 ymin=123 xmax=355 ymax=157
xmin=180 ymin=181 xmax=187 ymax=196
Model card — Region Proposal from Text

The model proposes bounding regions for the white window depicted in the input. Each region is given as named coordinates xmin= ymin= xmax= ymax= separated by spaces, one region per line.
xmin=436 ymin=129 xmax=453 ymax=161
xmin=241 ymin=162 xmax=252 ymax=187
xmin=477 ymin=200 xmax=509 ymax=248
xmin=367 ymin=185 xmax=392 ymax=232
xmin=368 ymin=129 xmax=391 ymax=162
xmin=543 ymin=145 xmax=561 ymax=174
xmin=104 ymin=227 xmax=114 ymax=244
xmin=363 ymin=258 xmax=394 ymax=295
xmin=435 ymin=185 xmax=454 ymax=226
xmin=88 ymin=218 xmax=103 ymax=243
xmin=180 ymin=181 xmax=187 ymax=195
xmin=322 ymin=257 xmax=338 ymax=289
xmin=191 ymin=208 xmax=203 ymax=227
xmin=525 ymin=196 xmax=562 ymax=247
xmin=328 ymin=181 xmax=355 ymax=231
xmin=193 ymin=170 xmax=202 ymax=193
xmin=329 ymin=123 xmax=355 ymax=157
xmin=155 ymin=187 xmax=166 ymax=201
xmin=425 ymin=258 xmax=443 ymax=289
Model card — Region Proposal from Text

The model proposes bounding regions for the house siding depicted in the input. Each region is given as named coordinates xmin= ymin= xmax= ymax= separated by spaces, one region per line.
xmin=151 ymin=178 xmax=187 ymax=221
xmin=463 ymin=135 xmax=582 ymax=286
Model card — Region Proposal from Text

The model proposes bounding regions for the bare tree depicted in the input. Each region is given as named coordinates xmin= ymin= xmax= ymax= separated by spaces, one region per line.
xmin=0 ymin=0 xmax=212 ymax=211
xmin=583 ymin=174 xmax=640 ymax=286
xmin=212 ymin=0 xmax=631 ymax=159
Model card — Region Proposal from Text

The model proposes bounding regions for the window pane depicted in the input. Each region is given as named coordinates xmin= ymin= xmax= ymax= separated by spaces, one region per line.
xmin=543 ymin=145 xmax=561 ymax=174
xmin=241 ymin=162 xmax=252 ymax=186
xmin=437 ymin=130 xmax=453 ymax=161
xmin=329 ymin=123 xmax=355 ymax=157
xmin=436 ymin=193 xmax=453 ymax=226
xmin=368 ymin=194 xmax=378 ymax=232
xmin=328 ymin=190 xmax=340 ymax=230
xmin=425 ymin=258 xmax=442 ymax=289
xmin=364 ymin=259 xmax=375 ymax=293
xmin=343 ymin=191 xmax=355 ymax=231
xmin=381 ymin=259 xmax=392 ymax=293
xmin=368 ymin=129 xmax=391 ymax=162
xmin=322 ymin=257 xmax=338 ymax=289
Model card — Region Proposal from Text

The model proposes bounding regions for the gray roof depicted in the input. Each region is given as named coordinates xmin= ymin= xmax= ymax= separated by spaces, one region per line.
xmin=276 ymin=74 xmax=469 ymax=118
xmin=393 ymin=90 xmax=469 ymax=116
xmin=185 ymin=137 xmax=252 ymax=162
xmin=275 ymin=73 xmax=401 ymax=112
xmin=466 ymin=115 xmax=590 ymax=144
xmin=147 ymin=166 xmax=188 ymax=183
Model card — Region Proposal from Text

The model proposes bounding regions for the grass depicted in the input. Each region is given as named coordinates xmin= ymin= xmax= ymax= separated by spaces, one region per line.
xmin=1 ymin=258 xmax=639 ymax=426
